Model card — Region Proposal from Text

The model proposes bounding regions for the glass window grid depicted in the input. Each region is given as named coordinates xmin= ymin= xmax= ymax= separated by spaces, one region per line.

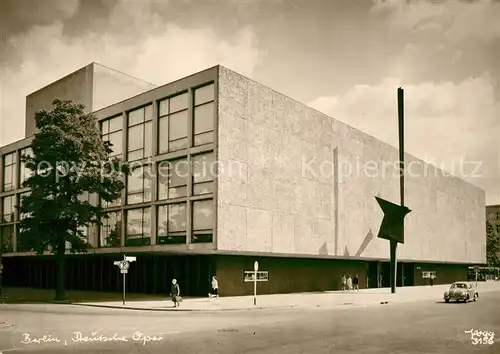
xmin=1 ymin=224 xmax=15 ymax=253
xmin=158 ymin=158 xmax=188 ymax=200
xmin=193 ymin=83 xmax=215 ymax=147
xmin=125 ymin=207 xmax=151 ymax=246
xmin=0 ymin=86 xmax=217 ymax=250
xmin=101 ymin=116 xmax=123 ymax=159
xmin=127 ymin=105 xmax=153 ymax=161
xmin=127 ymin=165 xmax=152 ymax=205
xmin=3 ymin=152 xmax=17 ymax=192
xmin=192 ymin=152 xmax=215 ymax=196
xmin=19 ymin=147 xmax=33 ymax=187
xmin=191 ymin=198 xmax=213 ymax=244
xmin=18 ymin=192 xmax=31 ymax=220
xmin=2 ymin=195 xmax=16 ymax=223
xmin=158 ymin=92 xmax=189 ymax=154
xmin=157 ymin=202 xmax=187 ymax=244
xmin=100 ymin=211 xmax=121 ymax=247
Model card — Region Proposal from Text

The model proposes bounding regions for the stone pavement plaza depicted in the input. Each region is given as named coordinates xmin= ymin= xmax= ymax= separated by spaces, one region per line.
xmin=3 ymin=281 xmax=500 ymax=311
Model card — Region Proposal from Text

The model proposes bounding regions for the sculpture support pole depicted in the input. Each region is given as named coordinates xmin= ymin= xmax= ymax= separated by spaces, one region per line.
xmin=391 ymin=87 xmax=405 ymax=294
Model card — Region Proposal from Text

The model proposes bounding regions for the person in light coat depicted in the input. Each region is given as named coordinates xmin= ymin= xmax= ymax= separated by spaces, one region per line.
xmin=347 ymin=275 xmax=353 ymax=291
xmin=209 ymin=276 xmax=219 ymax=298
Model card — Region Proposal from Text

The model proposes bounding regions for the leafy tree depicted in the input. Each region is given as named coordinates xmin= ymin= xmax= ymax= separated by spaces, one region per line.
xmin=19 ymin=99 xmax=129 ymax=301
xmin=486 ymin=220 xmax=500 ymax=268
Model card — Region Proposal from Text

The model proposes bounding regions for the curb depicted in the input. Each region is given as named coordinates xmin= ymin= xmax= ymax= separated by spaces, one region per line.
xmin=70 ymin=302 xmax=299 ymax=312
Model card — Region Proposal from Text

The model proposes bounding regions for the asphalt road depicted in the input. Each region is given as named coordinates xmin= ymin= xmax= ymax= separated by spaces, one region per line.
xmin=1 ymin=290 xmax=499 ymax=354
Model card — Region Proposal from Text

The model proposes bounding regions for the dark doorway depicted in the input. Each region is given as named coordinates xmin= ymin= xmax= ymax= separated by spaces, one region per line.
xmin=403 ymin=263 xmax=415 ymax=286
xmin=380 ymin=262 xmax=390 ymax=287
xmin=367 ymin=261 xmax=378 ymax=288
xmin=396 ymin=262 xmax=403 ymax=287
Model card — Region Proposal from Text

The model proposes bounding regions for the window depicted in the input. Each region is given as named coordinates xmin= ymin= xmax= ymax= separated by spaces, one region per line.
xmin=127 ymin=165 xmax=152 ymax=204
xmin=1 ymin=225 xmax=14 ymax=253
xmin=157 ymin=158 xmax=188 ymax=200
xmin=192 ymin=153 xmax=215 ymax=195
xmin=127 ymin=105 xmax=153 ymax=161
xmin=3 ymin=152 xmax=16 ymax=191
xmin=157 ymin=203 xmax=187 ymax=244
xmin=100 ymin=212 xmax=121 ymax=247
xmin=126 ymin=208 xmax=151 ymax=246
xmin=193 ymin=84 xmax=215 ymax=146
xmin=102 ymin=195 xmax=122 ymax=209
xmin=19 ymin=147 xmax=33 ymax=187
xmin=192 ymin=199 xmax=214 ymax=243
xmin=18 ymin=192 xmax=31 ymax=220
xmin=101 ymin=116 xmax=123 ymax=158
xmin=77 ymin=225 xmax=88 ymax=241
xmin=101 ymin=176 xmax=122 ymax=208
xmin=2 ymin=195 xmax=16 ymax=223
xmin=158 ymin=93 xmax=188 ymax=153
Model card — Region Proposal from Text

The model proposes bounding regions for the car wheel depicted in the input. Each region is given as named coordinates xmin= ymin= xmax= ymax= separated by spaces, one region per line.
xmin=445 ymin=299 xmax=449 ymax=303
xmin=465 ymin=295 xmax=470 ymax=303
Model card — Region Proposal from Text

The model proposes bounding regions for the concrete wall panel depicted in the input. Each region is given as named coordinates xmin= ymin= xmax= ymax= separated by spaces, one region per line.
xmin=25 ymin=66 xmax=93 ymax=137
xmin=217 ymin=66 xmax=485 ymax=264
xmin=92 ymin=64 xmax=156 ymax=111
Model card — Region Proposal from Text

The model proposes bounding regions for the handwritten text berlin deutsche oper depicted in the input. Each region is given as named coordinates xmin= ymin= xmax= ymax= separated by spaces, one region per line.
xmin=21 ymin=331 xmax=163 ymax=346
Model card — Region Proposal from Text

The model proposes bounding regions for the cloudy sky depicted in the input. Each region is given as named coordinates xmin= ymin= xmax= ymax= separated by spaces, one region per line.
xmin=0 ymin=0 xmax=499 ymax=203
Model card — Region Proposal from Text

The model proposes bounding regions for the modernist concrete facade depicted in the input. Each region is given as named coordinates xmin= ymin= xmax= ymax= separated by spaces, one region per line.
xmin=0 ymin=64 xmax=486 ymax=296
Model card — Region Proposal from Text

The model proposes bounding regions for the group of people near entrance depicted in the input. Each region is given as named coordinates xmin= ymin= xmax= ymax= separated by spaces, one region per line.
xmin=169 ymin=276 xmax=219 ymax=307
xmin=341 ymin=274 xmax=359 ymax=291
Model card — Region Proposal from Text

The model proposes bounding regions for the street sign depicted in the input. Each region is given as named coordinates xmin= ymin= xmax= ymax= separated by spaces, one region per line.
xmin=119 ymin=261 xmax=129 ymax=270
xmin=125 ymin=256 xmax=136 ymax=262
xmin=120 ymin=269 xmax=128 ymax=274
xmin=244 ymin=271 xmax=268 ymax=282
xmin=422 ymin=271 xmax=436 ymax=279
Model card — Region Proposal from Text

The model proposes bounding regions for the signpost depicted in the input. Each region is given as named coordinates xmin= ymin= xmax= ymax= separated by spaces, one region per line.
xmin=113 ymin=255 xmax=136 ymax=305
xmin=253 ymin=261 xmax=258 ymax=306
xmin=243 ymin=262 xmax=269 ymax=306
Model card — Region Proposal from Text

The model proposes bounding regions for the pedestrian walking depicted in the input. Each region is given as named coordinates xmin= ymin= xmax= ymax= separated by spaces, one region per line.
xmin=170 ymin=279 xmax=181 ymax=308
xmin=347 ymin=275 xmax=352 ymax=291
xmin=353 ymin=274 xmax=359 ymax=290
xmin=341 ymin=274 xmax=347 ymax=291
xmin=209 ymin=276 xmax=219 ymax=298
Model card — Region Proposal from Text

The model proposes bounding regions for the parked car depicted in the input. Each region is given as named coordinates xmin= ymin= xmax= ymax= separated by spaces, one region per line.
xmin=444 ymin=282 xmax=478 ymax=303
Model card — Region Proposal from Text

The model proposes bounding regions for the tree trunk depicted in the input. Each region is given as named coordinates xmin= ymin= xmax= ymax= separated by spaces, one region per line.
xmin=54 ymin=242 xmax=66 ymax=301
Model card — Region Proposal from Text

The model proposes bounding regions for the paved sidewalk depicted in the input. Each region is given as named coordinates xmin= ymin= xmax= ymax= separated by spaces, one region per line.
xmin=75 ymin=281 xmax=500 ymax=311
xmin=4 ymin=281 xmax=499 ymax=312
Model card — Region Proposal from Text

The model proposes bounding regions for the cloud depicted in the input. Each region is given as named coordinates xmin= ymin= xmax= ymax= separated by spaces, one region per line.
xmin=309 ymin=74 xmax=500 ymax=203
xmin=371 ymin=0 xmax=500 ymax=44
xmin=0 ymin=0 xmax=263 ymax=146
